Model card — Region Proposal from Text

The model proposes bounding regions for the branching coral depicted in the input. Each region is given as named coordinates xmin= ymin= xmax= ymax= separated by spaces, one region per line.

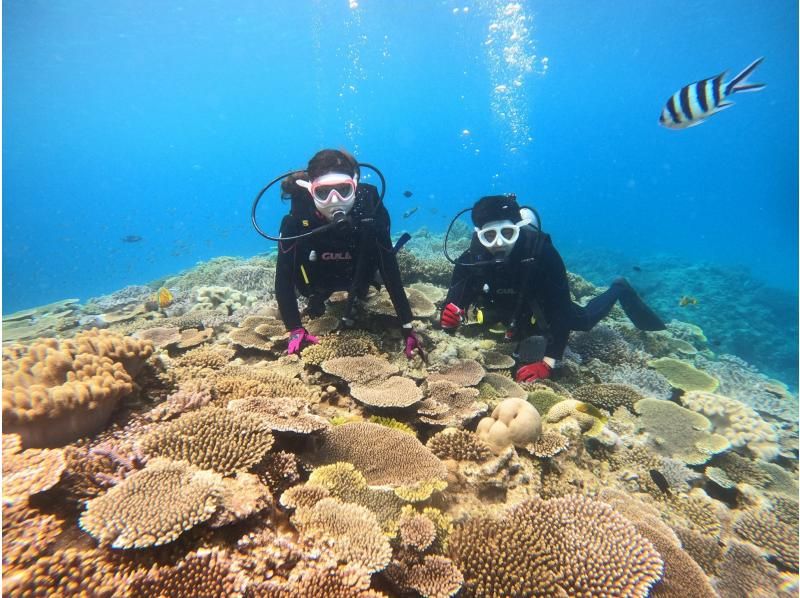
xmin=449 ymin=494 xmax=664 ymax=597
xmin=426 ymin=429 xmax=493 ymax=463
xmin=79 ymin=458 xmax=223 ymax=548
xmin=733 ymin=509 xmax=799 ymax=572
xmin=139 ymin=407 xmax=274 ymax=475
xmin=128 ymin=548 xmax=244 ymax=597
xmin=573 ymin=382 xmax=644 ymax=413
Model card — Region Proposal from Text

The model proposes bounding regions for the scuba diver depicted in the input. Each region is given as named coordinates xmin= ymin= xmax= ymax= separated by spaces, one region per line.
xmin=440 ymin=194 xmax=665 ymax=382
xmin=252 ymin=148 xmax=424 ymax=360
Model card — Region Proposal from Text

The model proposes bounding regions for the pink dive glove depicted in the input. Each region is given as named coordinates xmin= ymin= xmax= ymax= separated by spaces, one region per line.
xmin=287 ymin=327 xmax=319 ymax=355
xmin=402 ymin=327 xmax=427 ymax=363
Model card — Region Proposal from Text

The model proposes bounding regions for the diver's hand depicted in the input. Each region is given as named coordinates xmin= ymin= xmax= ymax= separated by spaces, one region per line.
xmin=402 ymin=326 xmax=427 ymax=363
xmin=515 ymin=361 xmax=551 ymax=382
xmin=287 ymin=327 xmax=319 ymax=355
xmin=440 ymin=303 xmax=465 ymax=329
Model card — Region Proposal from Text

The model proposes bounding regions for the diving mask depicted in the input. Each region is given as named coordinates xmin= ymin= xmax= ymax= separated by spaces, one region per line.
xmin=475 ymin=218 xmax=531 ymax=252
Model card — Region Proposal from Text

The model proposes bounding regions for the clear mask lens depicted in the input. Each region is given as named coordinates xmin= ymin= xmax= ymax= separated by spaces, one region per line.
xmin=476 ymin=218 xmax=531 ymax=250
xmin=313 ymin=181 xmax=355 ymax=203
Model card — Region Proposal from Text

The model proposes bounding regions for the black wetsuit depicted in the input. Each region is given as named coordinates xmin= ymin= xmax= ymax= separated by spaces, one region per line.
xmin=275 ymin=183 xmax=413 ymax=331
xmin=444 ymin=227 xmax=630 ymax=361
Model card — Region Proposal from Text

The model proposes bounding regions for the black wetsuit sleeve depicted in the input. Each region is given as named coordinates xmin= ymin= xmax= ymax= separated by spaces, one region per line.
xmin=275 ymin=215 xmax=303 ymax=331
xmin=374 ymin=207 xmax=414 ymax=325
xmin=532 ymin=237 xmax=574 ymax=360
xmin=444 ymin=252 xmax=481 ymax=310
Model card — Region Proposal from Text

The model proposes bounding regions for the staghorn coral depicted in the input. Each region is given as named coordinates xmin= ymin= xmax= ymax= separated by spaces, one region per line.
xmin=227 ymin=396 xmax=329 ymax=434
xmin=321 ymin=354 xmax=399 ymax=385
xmin=2 ymin=330 xmax=152 ymax=448
xmin=306 ymin=423 xmax=447 ymax=487
xmin=418 ymin=380 xmax=487 ymax=427
xmin=426 ymin=429 xmax=493 ymax=463
xmin=301 ymin=331 xmax=380 ymax=366
xmin=733 ymin=509 xmax=799 ymax=572
xmin=634 ymin=398 xmax=730 ymax=465
xmin=475 ymin=397 xmax=541 ymax=454
xmin=573 ymin=382 xmax=644 ymax=413
xmin=428 ymin=359 xmax=485 ymax=387
xmin=139 ymin=407 xmax=274 ymax=475
xmin=2 ymin=501 xmax=65 ymax=568
xmin=449 ymin=494 xmax=664 ymax=597
xmin=681 ymin=390 xmax=780 ymax=461
xmin=350 ymin=376 xmax=423 ymax=408
xmin=648 ymin=357 xmax=719 ymax=392
xmin=2 ymin=434 xmax=66 ymax=503
xmin=713 ymin=540 xmax=796 ymax=598
xmin=293 ymin=497 xmax=393 ymax=573
xmin=128 ymin=548 xmax=244 ymax=597
xmin=79 ymin=458 xmax=223 ymax=549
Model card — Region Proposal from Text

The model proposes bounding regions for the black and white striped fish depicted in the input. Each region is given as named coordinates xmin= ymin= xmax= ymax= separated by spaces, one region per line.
xmin=659 ymin=57 xmax=765 ymax=129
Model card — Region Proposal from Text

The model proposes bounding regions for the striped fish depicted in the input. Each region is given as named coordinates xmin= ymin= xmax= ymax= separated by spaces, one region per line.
xmin=659 ymin=57 xmax=765 ymax=129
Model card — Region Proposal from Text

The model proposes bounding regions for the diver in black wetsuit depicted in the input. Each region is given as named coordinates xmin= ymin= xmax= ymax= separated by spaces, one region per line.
xmin=441 ymin=194 xmax=665 ymax=382
xmin=274 ymin=149 xmax=424 ymax=359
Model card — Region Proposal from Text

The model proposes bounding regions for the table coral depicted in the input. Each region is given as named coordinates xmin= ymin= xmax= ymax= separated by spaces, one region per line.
xmin=388 ymin=554 xmax=464 ymax=598
xmin=350 ymin=375 xmax=424 ymax=408
xmin=428 ymin=359 xmax=485 ymax=387
xmin=634 ymin=398 xmax=730 ymax=465
xmin=301 ymin=331 xmax=380 ymax=366
xmin=449 ymin=494 xmax=664 ymax=597
xmin=2 ymin=433 xmax=66 ymax=504
xmin=418 ymin=380 xmax=487 ymax=428
xmin=713 ymin=540 xmax=797 ymax=598
xmin=647 ymin=357 xmax=719 ymax=392
xmin=321 ymin=354 xmax=399 ymax=385
xmin=478 ymin=372 xmax=527 ymax=401
xmin=733 ymin=509 xmax=799 ymax=572
xmin=139 ymin=407 xmax=274 ymax=475
xmin=79 ymin=458 xmax=223 ymax=549
xmin=2 ymin=501 xmax=65 ymax=568
xmin=227 ymin=396 xmax=329 ymax=434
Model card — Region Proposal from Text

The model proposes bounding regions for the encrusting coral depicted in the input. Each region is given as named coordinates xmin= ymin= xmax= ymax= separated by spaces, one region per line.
xmin=3 ymin=329 xmax=153 ymax=447
xmin=139 ymin=406 xmax=274 ymax=475
xmin=449 ymin=494 xmax=664 ymax=597
xmin=79 ymin=458 xmax=223 ymax=549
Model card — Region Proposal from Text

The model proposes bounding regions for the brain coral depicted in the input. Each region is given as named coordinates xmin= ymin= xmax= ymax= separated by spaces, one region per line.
xmin=139 ymin=407 xmax=274 ymax=475
xmin=475 ymin=398 xmax=542 ymax=454
xmin=305 ymin=423 xmax=447 ymax=487
xmin=634 ymin=398 xmax=730 ymax=465
xmin=449 ymin=494 xmax=664 ymax=597
xmin=2 ymin=330 xmax=153 ymax=448
xmin=681 ymin=390 xmax=780 ymax=461
xmin=79 ymin=458 xmax=223 ymax=548
xmin=647 ymin=357 xmax=719 ymax=392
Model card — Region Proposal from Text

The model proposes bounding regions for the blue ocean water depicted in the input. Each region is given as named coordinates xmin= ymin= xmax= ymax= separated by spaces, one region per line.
xmin=3 ymin=1 xmax=798 ymax=375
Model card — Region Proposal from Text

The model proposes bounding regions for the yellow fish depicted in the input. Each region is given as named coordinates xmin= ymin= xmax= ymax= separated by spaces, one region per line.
xmin=152 ymin=287 xmax=174 ymax=309
xmin=679 ymin=295 xmax=698 ymax=307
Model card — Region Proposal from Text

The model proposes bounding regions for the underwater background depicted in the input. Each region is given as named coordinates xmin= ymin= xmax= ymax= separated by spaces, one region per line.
xmin=3 ymin=2 xmax=800 ymax=597
xmin=3 ymin=0 xmax=798 ymax=387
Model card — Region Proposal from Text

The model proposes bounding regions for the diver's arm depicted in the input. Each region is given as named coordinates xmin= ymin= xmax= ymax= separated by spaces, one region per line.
xmin=533 ymin=237 xmax=574 ymax=360
xmin=374 ymin=210 xmax=414 ymax=324
xmin=275 ymin=215 xmax=304 ymax=331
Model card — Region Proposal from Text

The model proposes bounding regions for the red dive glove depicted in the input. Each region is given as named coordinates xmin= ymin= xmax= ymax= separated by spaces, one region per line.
xmin=515 ymin=361 xmax=552 ymax=382
xmin=287 ymin=327 xmax=319 ymax=355
xmin=402 ymin=326 xmax=427 ymax=363
xmin=440 ymin=303 xmax=465 ymax=329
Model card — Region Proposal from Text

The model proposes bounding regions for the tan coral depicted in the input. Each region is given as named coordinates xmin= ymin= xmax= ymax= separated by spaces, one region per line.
xmin=134 ymin=326 xmax=182 ymax=348
xmin=207 ymin=472 xmax=273 ymax=528
xmin=681 ymin=390 xmax=780 ymax=461
xmin=2 ymin=330 xmax=152 ymax=447
xmin=427 ymin=429 xmax=493 ymax=463
xmin=2 ymin=501 xmax=65 ymax=568
xmin=228 ymin=316 xmax=282 ymax=351
xmin=128 ymin=548 xmax=244 ymax=597
xmin=398 ymin=511 xmax=437 ymax=551
xmin=573 ymin=383 xmax=644 ymax=413
xmin=449 ymin=494 xmax=664 ymax=597
xmin=388 ymin=555 xmax=464 ymax=598
xmin=476 ymin=398 xmax=541 ymax=454
xmin=79 ymin=458 xmax=223 ymax=549
xmin=293 ymin=497 xmax=393 ymax=573
xmin=176 ymin=327 xmax=214 ymax=349
xmin=2 ymin=433 xmax=66 ymax=503
xmin=428 ymin=359 xmax=485 ymax=387
xmin=480 ymin=350 xmax=515 ymax=370
xmin=140 ymin=406 xmax=274 ymax=475
xmin=419 ymin=380 xmax=487 ymax=427
xmin=301 ymin=331 xmax=380 ymax=366
xmin=227 ymin=396 xmax=329 ymax=434
xmin=306 ymin=423 xmax=447 ymax=487
xmin=321 ymin=355 xmax=399 ymax=385
xmin=713 ymin=540 xmax=796 ymax=598
xmin=212 ymin=364 xmax=319 ymax=403
xmin=478 ymin=372 xmax=527 ymax=401
xmin=351 ymin=376 xmax=423 ymax=408
xmin=255 ymin=562 xmax=385 ymax=598
xmin=252 ymin=450 xmax=302 ymax=495
xmin=528 ymin=430 xmax=570 ymax=458
xmin=366 ymin=287 xmax=436 ymax=319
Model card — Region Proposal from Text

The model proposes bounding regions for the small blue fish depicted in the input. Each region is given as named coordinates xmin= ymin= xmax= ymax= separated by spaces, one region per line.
xmin=659 ymin=57 xmax=765 ymax=129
